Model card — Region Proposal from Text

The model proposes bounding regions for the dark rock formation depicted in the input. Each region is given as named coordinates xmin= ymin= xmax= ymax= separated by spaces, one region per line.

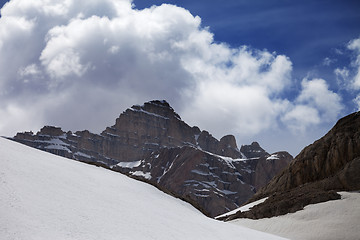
xmin=256 ymin=111 xmax=360 ymax=197
xmin=11 ymin=100 xmax=292 ymax=217
xmin=253 ymin=151 xmax=293 ymax=191
xmin=222 ymin=111 xmax=360 ymax=220
xmin=240 ymin=142 xmax=268 ymax=159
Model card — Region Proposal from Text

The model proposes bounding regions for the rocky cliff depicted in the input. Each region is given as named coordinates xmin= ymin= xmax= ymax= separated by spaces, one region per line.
xmin=11 ymin=100 xmax=292 ymax=217
xmin=221 ymin=111 xmax=360 ymax=220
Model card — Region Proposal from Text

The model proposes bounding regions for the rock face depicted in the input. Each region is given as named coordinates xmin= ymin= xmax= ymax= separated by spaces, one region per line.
xmin=257 ymin=111 xmax=360 ymax=196
xmin=11 ymin=100 xmax=292 ymax=217
xmin=222 ymin=111 xmax=360 ymax=220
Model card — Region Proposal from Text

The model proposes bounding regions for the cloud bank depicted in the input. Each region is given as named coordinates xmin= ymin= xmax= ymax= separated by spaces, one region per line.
xmin=0 ymin=0 xmax=349 ymax=155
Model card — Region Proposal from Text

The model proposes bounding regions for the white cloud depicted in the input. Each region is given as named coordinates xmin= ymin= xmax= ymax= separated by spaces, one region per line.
xmin=347 ymin=37 xmax=360 ymax=90
xmin=323 ymin=57 xmax=335 ymax=66
xmin=297 ymin=78 xmax=343 ymax=119
xmin=282 ymin=105 xmax=320 ymax=132
xmin=282 ymin=78 xmax=343 ymax=132
xmin=354 ymin=95 xmax=360 ymax=111
xmin=334 ymin=67 xmax=349 ymax=83
xmin=0 ymin=0 xmax=345 ymax=156
xmin=180 ymin=47 xmax=292 ymax=138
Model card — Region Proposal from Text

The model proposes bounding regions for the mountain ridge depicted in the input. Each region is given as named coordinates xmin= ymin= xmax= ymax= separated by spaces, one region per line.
xmin=11 ymin=99 xmax=292 ymax=217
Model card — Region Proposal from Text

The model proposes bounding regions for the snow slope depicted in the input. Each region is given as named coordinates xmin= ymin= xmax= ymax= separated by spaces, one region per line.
xmin=0 ymin=137 xmax=286 ymax=240
xmin=232 ymin=191 xmax=360 ymax=240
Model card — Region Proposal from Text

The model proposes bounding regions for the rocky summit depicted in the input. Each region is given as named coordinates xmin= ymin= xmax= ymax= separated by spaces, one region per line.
xmin=11 ymin=100 xmax=292 ymax=217
xmin=221 ymin=111 xmax=360 ymax=221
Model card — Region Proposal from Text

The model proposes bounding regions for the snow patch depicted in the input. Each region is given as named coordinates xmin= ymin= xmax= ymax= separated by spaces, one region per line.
xmin=201 ymin=149 xmax=248 ymax=169
xmin=131 ymin=170 xmax=152 ymax=180
xmin=130 ymin=108 xmax=170 ymax=120
xmin=44 ymin=144 xmax=71 ymax=153
xmin=74 ymin=151 xmax=91 ymax=158
xmin=267 ymin=154 xmax=280 ymax=160
xmin=191 ymin=169 xmax=210 ymax=176
xmin=117 ymin=160 xmax=142 ymax=168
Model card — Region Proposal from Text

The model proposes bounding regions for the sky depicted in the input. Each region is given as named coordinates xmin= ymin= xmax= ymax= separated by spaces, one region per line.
xmin=0 ymin=0 xmax=359 ymax=156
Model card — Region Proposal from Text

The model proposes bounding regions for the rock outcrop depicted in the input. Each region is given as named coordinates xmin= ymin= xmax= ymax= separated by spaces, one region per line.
xmin=11 ymin=100 xmax=292 ymax=217
xmin=256 ymin=111 xmax=360 ymax=197
xmin=221 ymin=111 xmax=360 ymax=220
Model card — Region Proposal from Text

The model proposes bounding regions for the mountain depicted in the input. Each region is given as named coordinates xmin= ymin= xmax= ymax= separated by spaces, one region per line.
xmin=220 ymin=111 xmax=360 ymax=220
xmin=11 ymin=100 xmax=292 ymax=217
xmin=0 ymin=137 xmax=287 ymax=240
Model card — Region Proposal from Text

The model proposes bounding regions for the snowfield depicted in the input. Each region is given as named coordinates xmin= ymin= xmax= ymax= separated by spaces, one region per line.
xmin=232 ymin=191 xmax=360 ymax=240
xmin=0 ymin=137 xmax=286 ymax=240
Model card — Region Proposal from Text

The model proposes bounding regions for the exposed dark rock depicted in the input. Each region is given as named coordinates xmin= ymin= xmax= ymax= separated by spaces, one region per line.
xmin=240 ymin=142 xmax=268 ymax=159
xmin=253 ymin=151 xmax=293 ymax=191
xmin=255 ymin=111 xmax=360 ymax=199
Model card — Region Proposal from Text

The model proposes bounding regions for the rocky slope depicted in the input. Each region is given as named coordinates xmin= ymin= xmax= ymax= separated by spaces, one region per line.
xmin=221 ymin=111 xmax=360 ymax=220
xmin=11 ymin=100 xmax=292 ymax=217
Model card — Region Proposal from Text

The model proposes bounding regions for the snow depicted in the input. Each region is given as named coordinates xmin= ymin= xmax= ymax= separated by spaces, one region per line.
xmin=267 ymin=154 xmax=280 ymax=160
xmin=130 ymin=170 xmax=152 ymax=180
xmin=103 ymin=132 xmax=121 ymax=137
xmin=191 ymin=169 xmax=210 ymax=176
xmin=216 ymin=197 xmax=268 ymax=219
xmin=0 ymin=137 xmax=288 ymax=240
xmin=218 ymin=189 xmax=237 ymax=195
xmin=45 ymin=144 xmax=71 ymax=152
xmin=129 ymin=107 xmax=170 ymax=120
xmin=74 ymin=151 xmax=92 ymax=158
xmin=232 ymin=192 xmax=360 ymax=240
xmin=117 ymin=160 xmax=142 ymax=168
xmin=157 ymin=159 xmax=176 ymax=183
xmin=201 ymin=149 xmax=249 ymax=169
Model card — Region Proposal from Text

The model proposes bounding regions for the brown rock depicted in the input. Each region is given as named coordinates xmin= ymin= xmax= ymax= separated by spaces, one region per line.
xmin=253 ymin=151 xmax=293 ymax=191
xmin=256 ymin=111 xmax=360 ymax=198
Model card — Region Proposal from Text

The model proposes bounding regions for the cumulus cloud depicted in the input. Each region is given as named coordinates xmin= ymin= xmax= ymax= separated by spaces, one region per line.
xmin=0 ymin=0 xmax=345 ymax=155
xmin=347 ymin=37 xmax=360 ymax=90
xmin=354 ymin=95 xmax=360 ymax=111
xmin=333 ymin=36 xmax=360 ymax=112
xmin=282 ymin=78 xmax=343 ymax=132
xmin=334 ymin=67 xmax=349 ymax=84
xmin=181 ymin=47 xmax=292 ymax=138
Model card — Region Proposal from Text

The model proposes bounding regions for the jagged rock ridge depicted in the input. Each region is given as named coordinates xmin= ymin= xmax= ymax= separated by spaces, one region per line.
xmin=12 ymin=100 xmax=292 ymax=217
xmin=221 ymin=111 xmax=360 ymax=220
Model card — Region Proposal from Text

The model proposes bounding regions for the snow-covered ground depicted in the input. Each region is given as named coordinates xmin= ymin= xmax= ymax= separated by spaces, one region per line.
xmin=232 ymin=191 xmax=360 ymax=240
xmin=0 ymin=137 xmax=286 ymax=240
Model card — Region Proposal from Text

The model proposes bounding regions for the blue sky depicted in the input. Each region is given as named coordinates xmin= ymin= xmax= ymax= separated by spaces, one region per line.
xmin=0 ymin=0 xmax=359 ymax=156
xmin=134 ymin=0 xmax=360 ymax=79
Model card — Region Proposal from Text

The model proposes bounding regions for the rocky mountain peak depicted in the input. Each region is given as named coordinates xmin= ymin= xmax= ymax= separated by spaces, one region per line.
xmin=240 ymin=141 xmax=268 ymax=159
xmin=130 ymin=100 xmax=182 ymax=120
xmin=38 ymin=126 xmax=65 ymax=136
xmin=219 ymin=135 xmax=238 ymax=149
